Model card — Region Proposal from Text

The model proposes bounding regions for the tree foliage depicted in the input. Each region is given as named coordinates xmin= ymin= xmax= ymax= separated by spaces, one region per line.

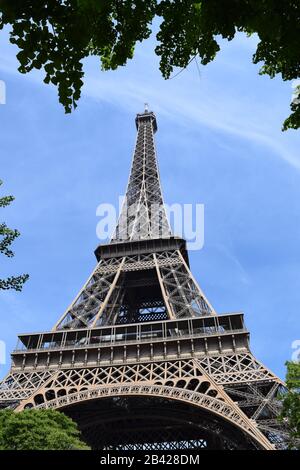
xmin=0 ymin=180 xmax=28 ymax=291
xmin=0 ymin=409 xmax=90 ymax=450
xmin=0 ymin=1 xmax=299 ymax=130
xmin=281 ymin=361 xmax=300 ymax=449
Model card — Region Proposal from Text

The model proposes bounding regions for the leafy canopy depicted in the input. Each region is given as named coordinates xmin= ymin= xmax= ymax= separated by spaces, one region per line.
xmin=0 ymin=180 xmax=28 ymax=291
xmin=280 ymin=361 xmax=300 ymax=449
xmin=0 ymin=409 xmax=90 ymax=450
xmin=0 ymin=1 xmax=299 ymax=130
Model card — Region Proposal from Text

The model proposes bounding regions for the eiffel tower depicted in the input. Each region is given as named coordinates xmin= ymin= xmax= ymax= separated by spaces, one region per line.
xmin=0 ymin=108 xmax=287 ymax=450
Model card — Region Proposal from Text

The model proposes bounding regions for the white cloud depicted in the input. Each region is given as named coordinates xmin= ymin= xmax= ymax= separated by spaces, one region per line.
xmin=81 ymin=34 xmax=300 ymax=169
xmin=0 ymin=29 xmax=299 ymax=169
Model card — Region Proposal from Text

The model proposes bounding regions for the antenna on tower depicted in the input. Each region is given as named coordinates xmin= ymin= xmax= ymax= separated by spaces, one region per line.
xmin=144 ymin=102 xmax=149 ymax=113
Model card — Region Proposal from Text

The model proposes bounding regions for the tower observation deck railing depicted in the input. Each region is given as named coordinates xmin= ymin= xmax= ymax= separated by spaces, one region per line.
xmin=13 ymin=312 xmax=247 ymax=354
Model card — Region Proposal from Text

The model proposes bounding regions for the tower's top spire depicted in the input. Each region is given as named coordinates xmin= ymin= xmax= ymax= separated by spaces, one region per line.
xmin=135 ymin=106 xmax=157 ymax=132
xmin=112 ymin=109 xmax=170 ymax=242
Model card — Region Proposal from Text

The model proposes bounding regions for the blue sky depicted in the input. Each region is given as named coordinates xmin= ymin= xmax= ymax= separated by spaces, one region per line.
xmin=0 ymin=28 xmax=299 ymax=381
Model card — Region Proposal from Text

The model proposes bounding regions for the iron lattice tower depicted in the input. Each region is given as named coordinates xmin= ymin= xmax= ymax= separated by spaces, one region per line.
xmin=0 ymin=109 xmax=288 ymax=450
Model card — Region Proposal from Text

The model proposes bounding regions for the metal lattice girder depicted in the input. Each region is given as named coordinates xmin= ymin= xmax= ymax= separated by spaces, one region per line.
xmin=197 ymin=353 xmax=279 ymax=384
xmin=224 ymin=382 xmax=283 ymax=419
xmin=12 ymin=358 xmax=274 ymax=449
xmin=53 ymin=250 xmax=216 ymax=330
xmin=112 ymin=111 xmax=171 ymax=242
xmin=19 ymin=359 xmax=221 ymax=393
xmin=0 ymin=371 xmax=54 ymax=400
xmin=53 ymin=257 xmax=125 ymax=330
xmin=155 ymin=251 xmax=215 ymax=319
xmin=105 ymin=439 xmax=207 ymax=451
